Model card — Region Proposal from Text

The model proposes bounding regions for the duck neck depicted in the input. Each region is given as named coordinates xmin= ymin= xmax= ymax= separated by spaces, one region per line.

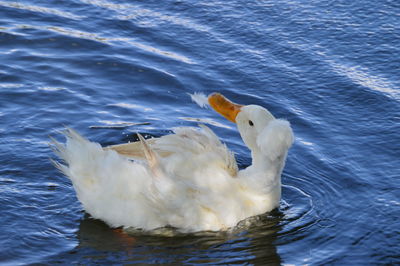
xmin=249 ymin=149 xmax=286 ymax=186
xmin=252 ymin=150 xmax=269 ymax=170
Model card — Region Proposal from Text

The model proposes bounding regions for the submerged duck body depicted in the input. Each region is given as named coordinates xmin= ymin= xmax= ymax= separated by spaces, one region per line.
xmin=52 ymin=93 xmax=294 ymax=232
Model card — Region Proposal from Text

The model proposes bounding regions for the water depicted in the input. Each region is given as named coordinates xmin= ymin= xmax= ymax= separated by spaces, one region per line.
xmin=0 ymin=0 xmax=399 ymax=264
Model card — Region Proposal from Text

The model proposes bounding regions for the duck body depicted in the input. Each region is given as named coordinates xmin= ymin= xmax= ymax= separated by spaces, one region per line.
xmin=52 ymin=93 xmax=294 ymax=232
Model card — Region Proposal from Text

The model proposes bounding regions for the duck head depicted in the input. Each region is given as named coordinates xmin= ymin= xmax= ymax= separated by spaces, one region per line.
xmin=208 ymin=93 xmax=293 ymax=165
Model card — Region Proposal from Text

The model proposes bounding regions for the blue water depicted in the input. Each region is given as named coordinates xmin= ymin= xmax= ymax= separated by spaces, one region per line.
xmin=1 ymin=0 xmax=399 ymax=264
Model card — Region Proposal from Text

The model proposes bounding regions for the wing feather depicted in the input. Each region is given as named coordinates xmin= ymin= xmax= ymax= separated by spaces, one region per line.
xmin=105 ymin=138 xmax=171 ymax=159
xmin=106 ymin=125 xmax=238 ymax=177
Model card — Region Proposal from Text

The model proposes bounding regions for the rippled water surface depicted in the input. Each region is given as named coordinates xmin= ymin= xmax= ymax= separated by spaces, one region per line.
xmin=1 ymin=0 xmax=399 ymax=265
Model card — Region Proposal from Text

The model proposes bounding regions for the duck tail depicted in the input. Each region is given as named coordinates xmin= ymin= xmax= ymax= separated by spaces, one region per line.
xmin=49 ymin=130 xmax=71 ymax=175
xmin=50 ymin=128 xmax=100 ymax=177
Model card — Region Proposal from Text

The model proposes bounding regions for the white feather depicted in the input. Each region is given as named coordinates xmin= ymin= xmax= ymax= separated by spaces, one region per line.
xmin=189 ymin=92 xmax=209 ymax=108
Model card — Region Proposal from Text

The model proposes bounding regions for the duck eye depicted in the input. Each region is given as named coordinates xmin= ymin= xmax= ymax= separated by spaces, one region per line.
xmin=248 ymin=120 xmax=254 ymax=126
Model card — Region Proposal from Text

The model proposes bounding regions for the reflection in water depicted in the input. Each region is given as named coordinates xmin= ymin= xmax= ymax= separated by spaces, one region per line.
xmin=74 ymin=212 xmax=283 ymax=264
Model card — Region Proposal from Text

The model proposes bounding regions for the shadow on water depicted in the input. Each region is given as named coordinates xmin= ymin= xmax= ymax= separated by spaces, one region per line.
xmin=58 ymin=212 xmax=283 ymax=265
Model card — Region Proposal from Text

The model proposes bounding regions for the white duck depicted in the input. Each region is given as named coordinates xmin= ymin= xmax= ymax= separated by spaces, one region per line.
xmin=52 ymin=93 xmax=294 ymax=232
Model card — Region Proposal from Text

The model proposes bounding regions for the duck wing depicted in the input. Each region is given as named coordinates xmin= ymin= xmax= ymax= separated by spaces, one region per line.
xmin=105 ymin=137 xmax=171 ymax=159
xmin=106 ymin=125 xmax=238 ymax=177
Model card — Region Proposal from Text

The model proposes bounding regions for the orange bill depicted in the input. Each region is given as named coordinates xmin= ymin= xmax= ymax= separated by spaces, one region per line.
xmin=208 ymin=93 xmax=243 ymax=123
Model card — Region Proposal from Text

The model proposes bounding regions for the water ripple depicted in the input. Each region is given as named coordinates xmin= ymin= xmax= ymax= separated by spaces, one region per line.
xmin=1 ymin=23 xmax=193 ymax=64
xmin=0 ymin=1 xmax=83 ymax=20
xmin=79 ymin=0 xmax=211 ymax=32
xmin=328 ymin=61 xmax=399 ymax=100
